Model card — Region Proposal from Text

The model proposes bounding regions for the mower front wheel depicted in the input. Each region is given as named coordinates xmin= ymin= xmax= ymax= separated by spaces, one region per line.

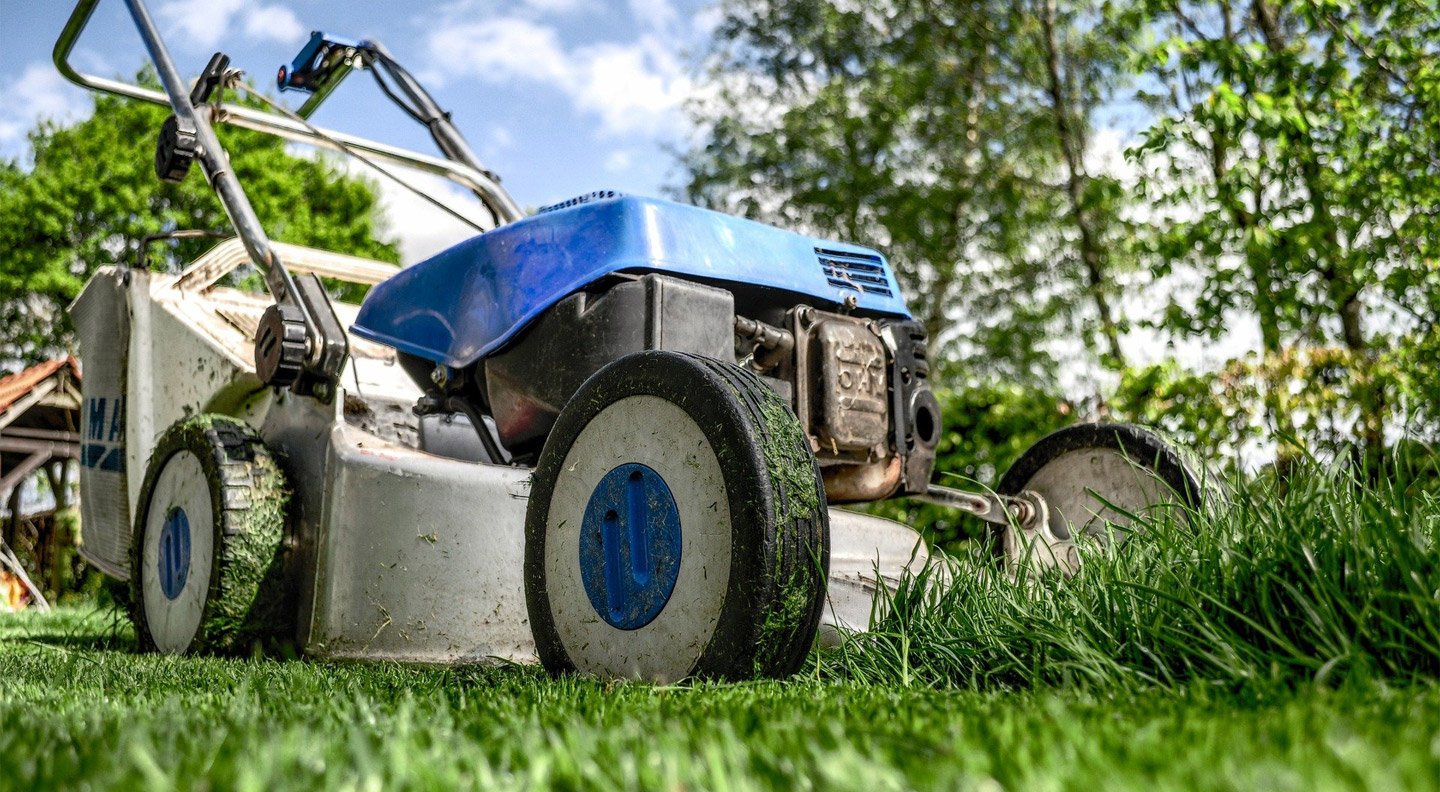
xmin=524 ymin=351 xmax=829 ymax=682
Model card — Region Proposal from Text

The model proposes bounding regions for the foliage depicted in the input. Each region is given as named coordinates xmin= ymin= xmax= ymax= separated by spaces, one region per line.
xmin=0 ymin=79 xmax=399 ymax=364
xmin=1116 ymin=343 xmax=1440 ymax=468
xmin=685 ymin=0 xmax=1138 ymax=384
xmin=1121 ymin=0 xmax=1440 ymax=458
xmin=1110 ymin=358 xmax=1264 ymax=464
xmin=687 ymin=0 xmax=1440 ymax=467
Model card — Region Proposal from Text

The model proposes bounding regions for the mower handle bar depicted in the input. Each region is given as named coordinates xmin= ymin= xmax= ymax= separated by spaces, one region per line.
xmin=56 ymin=0 xmax=344 ymax=377
xmin=53 ymin=0 xmax=524 ymax=227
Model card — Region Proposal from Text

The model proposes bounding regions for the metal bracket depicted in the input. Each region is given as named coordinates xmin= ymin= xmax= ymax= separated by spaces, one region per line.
xmin=277 ymin=32 xmax=367 ymax=119
xmin=189 ymin=51 xmax=230 ymax=106
xmin=291 ymin=273 xmax=348 ymax=376
xmin=916 ymin=484 xmax=1039 ymax=527
xmin=413 ymin=392 xmax=511 ymax=466
xmin=915 ymin=485 xmax=1081 ymax=575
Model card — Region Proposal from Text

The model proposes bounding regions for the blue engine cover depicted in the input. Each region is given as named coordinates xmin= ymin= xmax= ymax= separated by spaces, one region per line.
xmin=352 ymin=193 xmax=912 ymax=369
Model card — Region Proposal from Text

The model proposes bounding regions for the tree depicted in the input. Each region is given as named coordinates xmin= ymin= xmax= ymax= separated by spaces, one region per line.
xmin=1123 ymin=0 xmax=1440 ymax=463
xmin=686 ymin=0 xmax=1439 ymax=469
xmin=0 ymin=80 xmax=399 ymax=364
xmin=684 ymin=0 xmax=1136 ymax=386
xmin=1018 ymin=0 xmax=1137 ymax=367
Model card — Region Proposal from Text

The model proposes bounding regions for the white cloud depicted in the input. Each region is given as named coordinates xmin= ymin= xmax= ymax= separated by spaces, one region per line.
xmin=523 ymin=0 xmax=599 ymax=13
xmin=604 ymin=150 xmax=634 ymax=173
xmin=242 ymin=6 xmax=306 ymax=45
xmin=435 ymin=0 xmax=599 ymax=19
xmin=627 ymin=0 xmax=679 ymax=31
xmin=690 ymin=4 xmax=725 ymax=37
xmin=371 ymin=169 xmax=494 ymax=264
xmin=432 ymin=18 xmax=571 ymax=85
xmin=157 ymin=0 xmax=243 ymax=49
xmin=431 ymin=18 xmax=695 ymax=138
xmin=572 ymin=39 xmax=694 ymax=136
xmin=158 ymin=0 xmax=307 ymax=50
xmin=285 ymin=148 xmax=488 ymax=264
xmin=0 ymin=63 xmax=90 ymax=152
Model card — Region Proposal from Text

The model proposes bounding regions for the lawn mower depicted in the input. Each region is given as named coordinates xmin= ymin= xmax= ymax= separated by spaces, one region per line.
xmin=54 ymin=0 xmax=1205 ymax=681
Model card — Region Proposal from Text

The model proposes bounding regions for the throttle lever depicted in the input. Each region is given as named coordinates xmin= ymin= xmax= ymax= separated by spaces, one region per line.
xmin=190 ymin=51 xmax=230 ymax=106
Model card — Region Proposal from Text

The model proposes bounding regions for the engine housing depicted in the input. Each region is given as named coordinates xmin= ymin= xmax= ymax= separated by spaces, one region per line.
xmin=414 ymin=272 xmax=938 ymax=502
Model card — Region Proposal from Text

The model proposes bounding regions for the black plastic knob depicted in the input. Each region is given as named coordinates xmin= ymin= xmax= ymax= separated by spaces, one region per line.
xmin=255 ymin=302 xmax=308 ymax=388
xmin=154 ymin=114 xmax=199 ymax=184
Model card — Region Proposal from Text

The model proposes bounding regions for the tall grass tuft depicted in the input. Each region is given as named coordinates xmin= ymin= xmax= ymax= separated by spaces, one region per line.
xmin=823 ymin=463 xmax=1440 ymax=692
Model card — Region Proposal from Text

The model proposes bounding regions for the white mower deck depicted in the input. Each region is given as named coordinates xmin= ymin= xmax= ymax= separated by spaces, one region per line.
xmin=71 ymin=239 xmax=929 ymax=664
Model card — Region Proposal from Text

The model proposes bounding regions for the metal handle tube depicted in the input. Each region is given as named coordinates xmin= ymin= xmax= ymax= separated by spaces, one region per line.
xmin=58 ymin=0 xmax=360 ymax=379
xmin=222 ymin=102 xmax=522 ymax=225
xmin=54 ymin=1 xmax=523 ymax=226
xmin=126 ymin=0 xmax=342 ymax=370
xmin=366 ymin=41 xmax=489 ymax=178
xmin=129 ymin=1 xmax=286 ymax=272
xmin=57 ymin=2 xmax=293 ymax=292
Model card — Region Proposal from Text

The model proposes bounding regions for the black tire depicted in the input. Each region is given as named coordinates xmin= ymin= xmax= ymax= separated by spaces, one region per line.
xmin=130 ymin=415 xmax=293 ymax=655
xmin=525 ymin=350 xmax=829 ymax=681
xmin=997 ymin=422 xmax=1203 ymax=547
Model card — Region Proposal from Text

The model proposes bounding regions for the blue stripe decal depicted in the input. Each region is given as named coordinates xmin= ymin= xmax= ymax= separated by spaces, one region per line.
xmin=80 ymin=396 xmax=125 ymax=471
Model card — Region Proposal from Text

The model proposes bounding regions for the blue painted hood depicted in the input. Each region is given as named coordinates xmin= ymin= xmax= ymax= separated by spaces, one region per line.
xmin=352 ymin=194 xmax=911 ymax=369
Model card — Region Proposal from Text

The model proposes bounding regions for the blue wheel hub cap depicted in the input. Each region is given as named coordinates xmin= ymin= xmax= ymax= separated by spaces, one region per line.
xmin=158 ymin=506 xmax=191 ymax=600
xmin=579 ymin=463 xmax=683 ymax=630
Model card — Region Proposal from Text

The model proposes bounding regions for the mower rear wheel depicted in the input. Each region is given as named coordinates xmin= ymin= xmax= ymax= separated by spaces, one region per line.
xmin=996 ymin=422 xmax=1203 ymax=573
xmin=130 ymin=415 xmax=292 ymax=655
xmin=524 ymin=351 xmax=829 ymax=682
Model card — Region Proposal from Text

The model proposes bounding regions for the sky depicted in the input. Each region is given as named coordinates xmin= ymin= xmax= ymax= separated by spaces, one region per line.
xmin=0 ymin=0 xmax=718 ymax=262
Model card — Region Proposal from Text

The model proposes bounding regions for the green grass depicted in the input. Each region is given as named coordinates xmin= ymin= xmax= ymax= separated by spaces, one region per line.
xmin=2 ymin=465 xmax=1439 ymax=790
xmin=829 ymin=465 xmax=1440 ymax=691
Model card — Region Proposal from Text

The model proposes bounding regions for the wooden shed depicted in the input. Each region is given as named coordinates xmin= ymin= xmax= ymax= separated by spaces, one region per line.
xmin=0 ymin=357 xmax=82 ymax=609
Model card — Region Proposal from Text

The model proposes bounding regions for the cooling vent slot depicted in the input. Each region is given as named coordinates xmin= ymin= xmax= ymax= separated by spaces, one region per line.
xmin=538 ymin=190 xmax=623 ymax=214
xmin=815 ymin=247 xmax=893 ymax=297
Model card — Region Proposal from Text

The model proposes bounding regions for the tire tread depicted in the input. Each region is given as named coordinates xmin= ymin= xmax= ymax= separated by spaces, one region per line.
xmin=130 ymin=415 xmax=292 ymax=655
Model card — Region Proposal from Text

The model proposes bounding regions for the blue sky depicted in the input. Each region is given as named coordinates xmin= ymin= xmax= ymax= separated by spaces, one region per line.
xmin=0 ymin=0 xmax=717 ymax=261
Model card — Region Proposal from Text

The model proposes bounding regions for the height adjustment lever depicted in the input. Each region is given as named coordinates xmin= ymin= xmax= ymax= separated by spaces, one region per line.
xmin=154 ymin=51 xmax=230 ymax=184
xmin=277 ymin=32 xmax=367 ymax=119
xmin=154 ymin=113 xmax=197 ymax=183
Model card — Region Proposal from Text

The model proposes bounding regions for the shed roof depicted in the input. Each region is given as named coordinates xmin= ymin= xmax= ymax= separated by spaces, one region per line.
xmin=0 ymin=358 xmax=82 ymax=428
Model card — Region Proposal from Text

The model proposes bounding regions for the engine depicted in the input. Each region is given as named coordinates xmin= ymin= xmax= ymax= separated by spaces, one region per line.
xmin=358 ymin=193 xmax=941 ymax=501
xmin=409 ymin=271 xmax=939 ymax=503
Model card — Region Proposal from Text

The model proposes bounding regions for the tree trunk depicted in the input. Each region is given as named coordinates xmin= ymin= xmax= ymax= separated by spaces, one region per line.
xmin=5 ymin=485 xmax=20 ymax=557
xmin=44 ymin=463 xmax=62 ymax=510
xmin=1252 ymin=0 xmax=1382 ymax=465
xmin=58 ymin=460 xmax=73 ymax=510
xmin=1036 ymin=0 xmax=1126 ymax=367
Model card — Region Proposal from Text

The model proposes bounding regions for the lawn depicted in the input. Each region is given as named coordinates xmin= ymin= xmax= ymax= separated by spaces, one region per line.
xmin=2 ymin=467 xmax=1438 ymax=790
